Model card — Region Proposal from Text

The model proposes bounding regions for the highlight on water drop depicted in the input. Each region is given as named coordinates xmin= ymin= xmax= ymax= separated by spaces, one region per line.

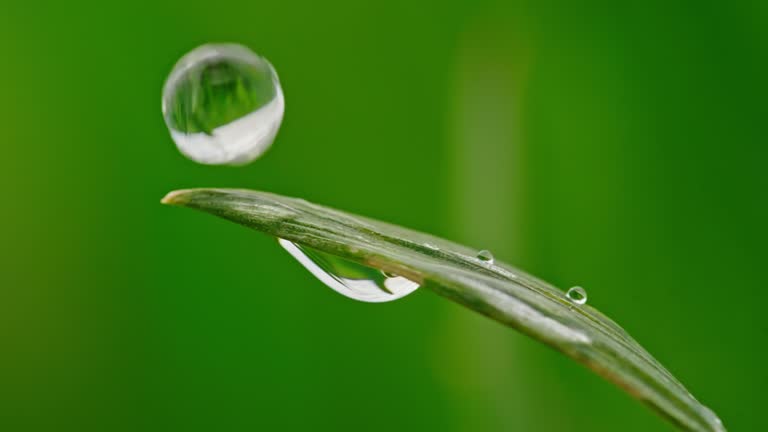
xmin=566 ymin=286 xmax=588 ymax=305
xmin=278 ymin=239 xmax=419 ymax=303
xmin=162 ymin=43 xmax=284 ymax=166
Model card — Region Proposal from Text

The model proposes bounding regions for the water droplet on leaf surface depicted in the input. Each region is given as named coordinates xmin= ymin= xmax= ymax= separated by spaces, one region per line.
xmin=162 ymin=43 xmax=284 ymax=165
xmin=566 ymin=286 xmax=588 ymax=305
xmin=476 ymin=250 xmax=494 ymax=265
xmin=278 ymin=239 xmax=419 ymax=303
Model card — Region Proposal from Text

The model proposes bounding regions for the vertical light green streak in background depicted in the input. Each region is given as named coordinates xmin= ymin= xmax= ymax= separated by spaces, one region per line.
xmin=442 ymin=14 xmax=554 ymax=431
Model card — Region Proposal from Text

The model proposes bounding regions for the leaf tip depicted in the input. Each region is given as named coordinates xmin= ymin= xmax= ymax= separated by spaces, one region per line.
xmin=161 ymin=189 xmax=192 ymax=206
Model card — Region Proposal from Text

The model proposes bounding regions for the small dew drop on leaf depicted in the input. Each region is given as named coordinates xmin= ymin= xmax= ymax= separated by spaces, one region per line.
xmin=476 ymin=249 xmax=495 ymax=265
xmin=566 ymin=286 xmax=588 ymax=305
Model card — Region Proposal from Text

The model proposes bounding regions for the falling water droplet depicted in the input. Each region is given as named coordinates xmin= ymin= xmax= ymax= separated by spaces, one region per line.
xmin=476 ymin=249 xmax=494 ymax=265
xmin=566 ymin=286 xmax=588 ymax=305
xmin=278 ymin=239 xmax=419 ymax=303
xmin=162 ymin=43 xmax=284 ymax=165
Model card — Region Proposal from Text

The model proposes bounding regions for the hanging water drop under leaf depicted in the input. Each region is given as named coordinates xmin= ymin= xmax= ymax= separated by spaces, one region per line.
xmin=278 ymin=239 xmax=419 ymax=303
xmin=162 ymin=43 xmax=284 ymax=165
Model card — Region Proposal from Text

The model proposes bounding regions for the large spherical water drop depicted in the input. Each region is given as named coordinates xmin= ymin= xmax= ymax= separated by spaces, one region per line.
xmin=162 ymin=43 xmax=284 ymax=165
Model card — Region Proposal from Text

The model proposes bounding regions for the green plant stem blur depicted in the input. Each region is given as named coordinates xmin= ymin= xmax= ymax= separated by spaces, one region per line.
xmin=1 ymin=1 xmax=765 ymax=431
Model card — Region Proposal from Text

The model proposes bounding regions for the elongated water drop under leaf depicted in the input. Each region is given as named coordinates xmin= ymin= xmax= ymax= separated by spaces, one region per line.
xmin=161 ymin=188 xmax=725 ymax=432
xmin=278 ymin=238 xmax=419 ymax=302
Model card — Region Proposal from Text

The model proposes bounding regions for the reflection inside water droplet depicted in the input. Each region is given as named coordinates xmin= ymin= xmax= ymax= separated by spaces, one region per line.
xmin=278 ymin=239 xmax=419 ymax=303
xmin=476 ymin=249 xmax=494 ymax=265
xmin=380 ymin=270 xmax=397 ymax=278
xmin=162 ymin=43 xmax=284 ymax=166
xmin=566 ymin=286 xmax=588 ymax=305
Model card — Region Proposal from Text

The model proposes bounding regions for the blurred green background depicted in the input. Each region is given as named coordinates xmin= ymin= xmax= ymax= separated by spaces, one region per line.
xmin=2 ymin=1 xmax=766 ymax=431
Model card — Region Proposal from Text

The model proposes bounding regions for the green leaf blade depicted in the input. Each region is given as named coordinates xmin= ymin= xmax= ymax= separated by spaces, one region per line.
xmin=162 ymin=188 xmax=725 ymax=432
